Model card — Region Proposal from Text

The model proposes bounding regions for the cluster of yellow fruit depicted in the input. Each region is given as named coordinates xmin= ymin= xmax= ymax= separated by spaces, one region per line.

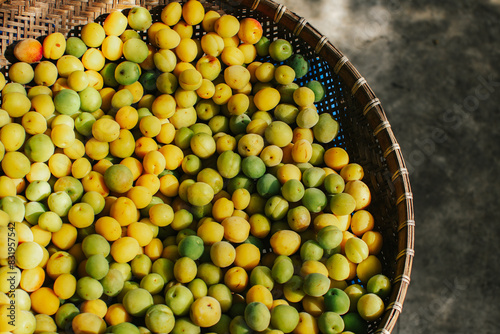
xmin=0 ymin=1 xmax=391 ymax=333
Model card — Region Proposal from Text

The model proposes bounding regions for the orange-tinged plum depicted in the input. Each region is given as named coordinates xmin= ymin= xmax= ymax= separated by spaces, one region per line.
xmin=14 ymin=38 xmax=43 ymax=63
xmin=238 ymin=18 xmax=263 ymax=44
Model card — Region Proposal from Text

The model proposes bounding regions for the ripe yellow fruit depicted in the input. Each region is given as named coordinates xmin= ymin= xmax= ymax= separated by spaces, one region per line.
xmin=182 ymin=0 xmax=205 ymax=26
xmin=81 ymin=22 xmax=106 ymax=47
xmin=30 ymin=287 xmax=60 ymax=315
xmin=2 ymin=92 xmax=31 ymax=118
xmin=110 ymin=237 xmax=140 ymax=263
xmin=2 ymin=151 xmax=31 ymax=179
xmin=104 ymin=11 xmax=128 ymax=36
xmin=161 ymin=2 xmax=182 ymax=26
xmin=43 ymin=32 xmax=66 ymax=59
xmin=34 ymin=61 xmax=58 ymax=86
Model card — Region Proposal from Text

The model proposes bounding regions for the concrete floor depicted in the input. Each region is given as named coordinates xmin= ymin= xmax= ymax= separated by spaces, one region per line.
xmin=281 ymin=0 xmax=500 ymax=333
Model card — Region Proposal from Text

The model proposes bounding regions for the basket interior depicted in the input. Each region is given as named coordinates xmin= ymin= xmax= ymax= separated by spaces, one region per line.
xmin=0 ymin=0 xmax=407 ymax=333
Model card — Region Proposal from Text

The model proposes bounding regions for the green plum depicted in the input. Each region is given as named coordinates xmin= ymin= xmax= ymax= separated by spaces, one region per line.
xmin=122 ymin=288 xmax=154 ymax=317
xmin=100 ymin=62 xmax=119 ymax=87
xmin=302 ymin=167 xmax=326 ymax=188
xmin=303 ymin=273 xmax=330 ymax=297
xmin=249 ymin=266 xmax=274 ymax=291
xmin=342 ymin=312 xmax=368 ymax=334
xmin=78 ymin=86 xmax=102 ymax=113
xmin=316 ymin=225 xmax=343 ymax=251
xmin=301 ymin=188 xmax=327 ymax=213
xmin=47 ymin=191 xmax=72 ymax=217
xmin=127 ymin=6 xmax=152 ymax=31
xmin=306 ymin=80 xmax=326 ymax=102
xmin=0 ymin=196 xmax=25 ymax=223
xmin=318 ymin=311 xmax=345 ymax=334
xmin=24 ymin=133 xmax=55 ymax=162
xmin=271 ymin=255 xmax=294 ymax=284
xmin=65 ymin=36 xmax=87 ymax=58
xmin=255 ymin=36 xmax=270 ymax=57
xmin=265 ymin=195 xmax=289 ymax=221
xmin=300 ymin=240 xmax=324 ymax=261
xmin=55 ymin=303 xmax=80 ymax=330
xmin=324 ymin=173 xmax=345 ymax=194
xmin=85 ymin=254 xmax=109 ymax=280
xmin=281 ymin=179 xmax=305 ymax=203
xmin=217 ymin=150 xmax=241 ymax=179
xmin=256 ymin=173 xmax=281 ymax=198
xmin=178 ymin=235 xmax=204 ymax=260
xmin=54 ymin=89 xmax=80 ymax=116
xmin=114 ymin=60 xmax=141 ymax=86
xmin=151 ymin=258 xmax=174 ymax=283
xmin=82 ymin=234 xmax=110 ymax=257
xmin=313 ymin=113 xmax=339 ymax=143
xmin=144 ymin=304 xmax=175 ymax=333
xmin=229 ymin=315 xmax=252 ymax=334
xmin=165 ymin=284 xmax=194 ymax=316
xmin=244 ymin=302 xmax=271 ymax=331
xmin=76 ymin=276 xmax=103 ymax=301
xmin=367 ymin=274 xmax=392 ymax=299
xmin=140 ymin=273 xmax=165 ymax=295
xmin=241 ymin=156 xmax=266 ymax=179
xmin=286 ymin=54 xmax=309 ymax=78
xmin=269 ymin=39 xmax=293 ymax=62
xmin=329 ymin=193 xmax=357 ymax=216
xmin=25 ymin=180 xmax=51 ymax=202
xmin=172 ymin=317 xmax=201 ymax=334
xmin=74 ymin=112 xmax=96 ymax=137
xmin=109 ymin=322 xmax=140 ymax=334
xmin=24 ymin=201 xmax=47 ymax=226
xmin=100 ymin=268 xmax=124 ymax=297
xmin=270 ymin=304 xmax=299 ymax=333
xmin=324 ymin=288 xmax=350 ymax=315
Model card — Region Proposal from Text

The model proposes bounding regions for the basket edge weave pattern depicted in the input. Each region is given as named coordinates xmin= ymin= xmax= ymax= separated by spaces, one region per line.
xmin=0 ymin=0 xmax=415 ymax=333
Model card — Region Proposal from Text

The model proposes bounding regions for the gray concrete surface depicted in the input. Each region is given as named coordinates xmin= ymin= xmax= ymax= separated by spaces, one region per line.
xmin=281 ymin=0 xmax=500 ymax=332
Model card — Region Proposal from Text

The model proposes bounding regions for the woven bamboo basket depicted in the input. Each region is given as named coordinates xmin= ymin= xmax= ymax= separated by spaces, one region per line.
xmin=0 ymin=0 xmax=414 ymax=333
